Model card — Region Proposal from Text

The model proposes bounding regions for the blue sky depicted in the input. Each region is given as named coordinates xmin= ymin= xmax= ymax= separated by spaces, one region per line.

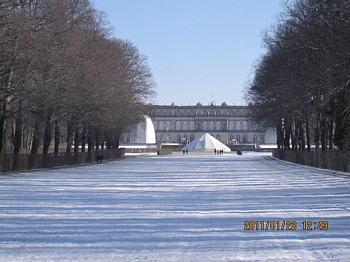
xmin=92 ymin=0 xmax=285 ymax=106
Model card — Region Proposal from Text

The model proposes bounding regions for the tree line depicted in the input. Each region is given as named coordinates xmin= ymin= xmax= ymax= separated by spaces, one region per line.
xmin=245 ymin=0 xmax=350 ymax=151
xmin=0 ymin=0 xmax=156 ymax=154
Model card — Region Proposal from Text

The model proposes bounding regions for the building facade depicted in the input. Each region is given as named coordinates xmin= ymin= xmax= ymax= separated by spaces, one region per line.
xmin=150 ymin=102 xmax=268 ymax=145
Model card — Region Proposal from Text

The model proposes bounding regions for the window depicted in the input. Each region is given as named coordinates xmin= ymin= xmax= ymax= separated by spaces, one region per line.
xmin=229 ymin=121 xmax=235 ymax=131
xmin=222 ymin=122 xmax=227 ymax=131
xmin=216 ymin=134 xmax=221 ymax=141
xmin=183 ymin=121 xmax=188 ymax=131
xmin=189 ymin=121 xmax=195 ymax=131
xmin=190 ymin=134 xmax=195 ymax=142
xmin=166 ymin=121 xmax=171 ymax=131
xmin=216 ymin=121 xmax=221 ymax=131
xmin=202 ymin=121 xmax=208 ymax=131
xmin=176 ymin=121 xmax=182 ymax=131
xmin=153 ymin=121 xmax=158 ymax=131
xmin=159 ymin=121 xmax=165 ymax=131
xmin=236 ymin=135 xmax=240 ymax=143
xmin=209 ymin=121 xmax=215 ymax=131
xmin=177 ymin=135 xmax=181 ymax=143
xmin=243 ymin=135 xmax=247 ymax=143
xmin=197 ymin=122 xmax=201 ymax=131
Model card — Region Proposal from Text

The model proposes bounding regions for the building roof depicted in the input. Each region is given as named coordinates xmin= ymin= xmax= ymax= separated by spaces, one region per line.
xmin=152 ymin=102 xmax=247 ymax=110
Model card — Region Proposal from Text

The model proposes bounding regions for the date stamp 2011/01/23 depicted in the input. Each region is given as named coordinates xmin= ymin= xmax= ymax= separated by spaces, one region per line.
xmin=243 ymin=221 xmax=329 ymax=231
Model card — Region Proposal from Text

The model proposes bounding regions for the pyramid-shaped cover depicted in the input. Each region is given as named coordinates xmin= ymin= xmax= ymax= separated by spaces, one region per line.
xmin=182 ymin=133 xmax=231 ymax=152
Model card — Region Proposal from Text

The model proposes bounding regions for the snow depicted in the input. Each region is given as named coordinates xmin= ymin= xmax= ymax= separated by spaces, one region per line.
xmin=0 ymin=152 xmax=349 ymax=261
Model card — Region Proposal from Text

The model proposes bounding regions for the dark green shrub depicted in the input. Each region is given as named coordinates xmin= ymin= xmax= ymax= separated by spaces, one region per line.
xmin=236 ymin=149 xmax=242 ymax=155
xmin=157 ymin=149 xmax=172 ymax=155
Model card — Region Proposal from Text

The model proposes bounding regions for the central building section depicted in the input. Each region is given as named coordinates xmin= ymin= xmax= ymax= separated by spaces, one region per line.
xmin=151 ymin=102 xmax=266 ymax=145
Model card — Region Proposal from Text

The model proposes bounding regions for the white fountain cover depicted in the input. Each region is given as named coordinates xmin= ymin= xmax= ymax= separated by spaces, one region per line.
xmin=129 ymin=115 xmax=156 ymax=144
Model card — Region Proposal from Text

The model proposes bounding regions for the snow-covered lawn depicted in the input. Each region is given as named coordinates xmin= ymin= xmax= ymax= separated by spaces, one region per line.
xmin=0 ymin=152 xmax=349 ymax=261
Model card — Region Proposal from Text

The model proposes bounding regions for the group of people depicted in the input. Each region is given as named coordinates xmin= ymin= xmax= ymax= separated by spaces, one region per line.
xmin=214 ymin=149 xmax=224 ymax=155
xmin=182 ymin=149 xmax=224 ymax=155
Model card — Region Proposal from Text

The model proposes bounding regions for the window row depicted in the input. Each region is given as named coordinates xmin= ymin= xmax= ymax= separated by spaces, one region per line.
xmin=153 ymin=120 xmax=251 ymax=132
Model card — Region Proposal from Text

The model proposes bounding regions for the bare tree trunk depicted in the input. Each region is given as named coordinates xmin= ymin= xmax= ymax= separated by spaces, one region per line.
xmin=298 ymin=123 xmax=305 ymax=151
xmin=54 ymin=120 xmax=60 ymax=154
xmin=42 ymin=115 xmax=52 ymax=154
xmin=321 ymin=118 xmax=327 ymax=152
xmin=13 ymin=100 xmax=23 ymax=154
xmin=294 ymin=119 xmax=299 ymax=151
xmin=329 ymin=116 xmax=336 ymax=150
xmin=31 ymin=117 xmax=40 ymax=154
xmin=74 ymin=127 xmax=80 ymax=153
xmin=276 ymin=125 xmax=283 ymax=149
xmin=81 ymin=127 xmax=86 ymax=152
xmin=0 ymin=95 xmax=12 ymax=153
xmin=284 ymin=118 xmax=291 ymax=150
xmin=305 ymin=116 xmax=311 ymax=151
xmin=66 ymin=121 xmax=74 ymax=153
xmin=314 ymin=113 xmax=320 ymax=150
xmin=284 ymin=128 xmax=291 ymax=150
xmin=0 ymin=101 xmax=6 ymax=153
xmin=87 ymin=129 xmax=93 ymax=152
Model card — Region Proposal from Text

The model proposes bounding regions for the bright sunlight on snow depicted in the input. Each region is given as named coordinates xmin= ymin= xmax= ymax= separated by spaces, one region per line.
xmin=0 ymin=152 xmax=349 ymax=261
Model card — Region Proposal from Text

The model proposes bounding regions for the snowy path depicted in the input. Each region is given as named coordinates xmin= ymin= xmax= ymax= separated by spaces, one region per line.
xmin=0 ymin=152 xmax=349 ymax=261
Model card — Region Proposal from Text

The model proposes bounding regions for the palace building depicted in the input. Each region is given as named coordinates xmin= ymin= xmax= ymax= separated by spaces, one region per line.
xmin=150 ymin=102 xmax=272 ymax=145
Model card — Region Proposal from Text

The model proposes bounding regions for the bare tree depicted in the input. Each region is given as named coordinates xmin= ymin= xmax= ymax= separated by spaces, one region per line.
xmin=0 ymin=0 xmax=156 ymax=155
xmin=245 ymin=0 xmax=350 ymax=150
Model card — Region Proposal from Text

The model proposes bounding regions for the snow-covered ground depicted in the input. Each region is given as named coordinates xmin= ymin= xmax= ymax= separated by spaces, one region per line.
xmin=0 ymin=152 xmax=349 ymax=261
